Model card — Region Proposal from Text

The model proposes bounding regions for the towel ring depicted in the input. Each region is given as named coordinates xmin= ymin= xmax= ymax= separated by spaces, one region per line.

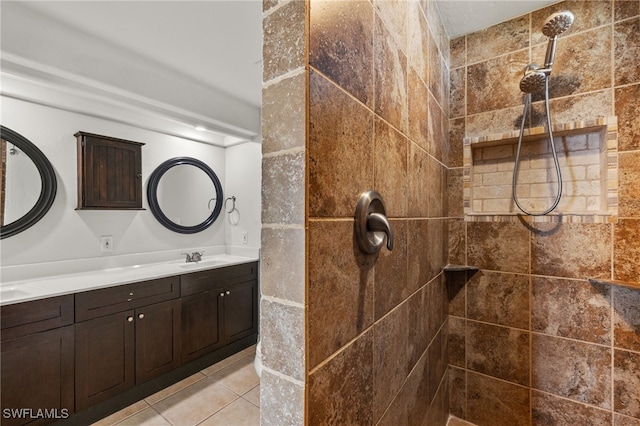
xmin=225 ymin=196 xmax=236 ymax=213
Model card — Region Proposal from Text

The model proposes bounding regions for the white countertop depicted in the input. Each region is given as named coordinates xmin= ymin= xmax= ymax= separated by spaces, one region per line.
xmin=0 ymin=247 xmax=259 ymax=306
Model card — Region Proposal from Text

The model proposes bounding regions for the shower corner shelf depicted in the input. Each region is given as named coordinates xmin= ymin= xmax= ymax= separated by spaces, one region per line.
xmin=588 ymin=277 xmax=640 ymax=291
xmin=443 ymin=264 xmax=479 ymax=273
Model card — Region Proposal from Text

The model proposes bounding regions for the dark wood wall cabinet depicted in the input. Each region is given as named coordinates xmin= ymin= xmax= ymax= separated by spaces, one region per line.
xmin=75 ymin=132 xmax=144 ymax=210
xmin=0 ymin=262 xmax=258 ymax=425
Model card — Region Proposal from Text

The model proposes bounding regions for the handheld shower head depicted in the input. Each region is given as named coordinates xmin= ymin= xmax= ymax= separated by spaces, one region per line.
xmin=542 ymin=11 xmax=575 ymax=37
xmin=520 ymin=64 xmax=547 ymax=93
xmin=542 ymin=11 xmax=574 ymax=69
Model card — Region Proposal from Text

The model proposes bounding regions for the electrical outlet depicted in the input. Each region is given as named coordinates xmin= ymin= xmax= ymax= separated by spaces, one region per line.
xmin=242 ymin=231 xmax=248 ymax=245
xmin=100 ymin=235 xmax=113 ymax=252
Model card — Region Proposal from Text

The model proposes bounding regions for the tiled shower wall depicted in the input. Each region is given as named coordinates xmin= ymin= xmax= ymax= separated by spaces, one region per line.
xmin=448 ymin=1 xmax=640 ymax=425
xmin=261 ymin=0 xmax=452 ymax=424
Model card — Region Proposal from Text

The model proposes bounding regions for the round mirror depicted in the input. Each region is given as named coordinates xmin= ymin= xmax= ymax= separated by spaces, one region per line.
xmin=0 ymin=126 xmax=57 ymax=239
xmin=147 ymin=157 xmax=223 ymax=234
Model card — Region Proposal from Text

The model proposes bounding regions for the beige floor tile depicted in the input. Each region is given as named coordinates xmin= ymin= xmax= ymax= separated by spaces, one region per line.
xmin=152 ymin=377 xmax=238 ymax=425
xmin=115 ymin=408 xmax=171 ymax=426
xmin=243 ymin=385 xmax=260 ymax=407
xmin=201 ymin=351 xmax=253 ymax=376
xmin=209 ymin=358 xmax=260 ymax=396
xmin=198 ymin=398 xmax=260 ymax=426
xmin=145 ymin=372 xmax=206 ymax=405
xmin=92 ymin=400 xmax=150 ymax=426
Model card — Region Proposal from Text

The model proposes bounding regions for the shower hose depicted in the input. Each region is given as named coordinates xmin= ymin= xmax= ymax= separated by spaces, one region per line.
xmin=512 ymin=77 xmax=562 ymax=215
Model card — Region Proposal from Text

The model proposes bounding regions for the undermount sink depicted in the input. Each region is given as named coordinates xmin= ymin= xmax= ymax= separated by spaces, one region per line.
xmin=0 ymin=284 xmax=44 ymax=302
xmin=178 ymin=258 xmax=222 ymax=268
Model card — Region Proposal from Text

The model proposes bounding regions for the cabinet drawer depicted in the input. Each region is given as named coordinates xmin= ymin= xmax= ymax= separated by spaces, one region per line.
xmin=1 ymin=295 xmax=74 ymax=341
xmin=76 ymin=276 xmax=179 ymax=322
xmin=181 ymin=262 xmax=258 ymax=296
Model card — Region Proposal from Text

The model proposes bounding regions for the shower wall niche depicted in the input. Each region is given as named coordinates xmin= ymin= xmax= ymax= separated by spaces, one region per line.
xmin=463 ymin=116 xmax=619 ymax=222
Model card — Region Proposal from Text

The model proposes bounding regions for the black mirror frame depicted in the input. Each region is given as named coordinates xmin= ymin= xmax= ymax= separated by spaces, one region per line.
xmin=147 ymin=156 xmax=223 ymax=234
xmin=0 ymin=126 xmax=57 ymax=239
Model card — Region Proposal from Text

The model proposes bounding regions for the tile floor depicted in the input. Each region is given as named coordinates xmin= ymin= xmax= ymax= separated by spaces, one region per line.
xmin=92 ymin=345 xmax=260 ymax=426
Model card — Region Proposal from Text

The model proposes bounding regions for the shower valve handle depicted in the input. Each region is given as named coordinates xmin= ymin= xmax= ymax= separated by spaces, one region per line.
xmin=355 ymin=190 xmax=394 ymax=255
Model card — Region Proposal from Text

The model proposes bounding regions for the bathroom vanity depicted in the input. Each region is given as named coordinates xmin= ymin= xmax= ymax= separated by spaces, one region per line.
xmin=0 ymin=257 xmax=258 ymax=425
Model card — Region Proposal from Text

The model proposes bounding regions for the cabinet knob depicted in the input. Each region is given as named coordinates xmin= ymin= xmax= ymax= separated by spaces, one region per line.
xmin=138 ymin=313 xmax=145 ymax=319
xmin=219 ymin=292 xmax=225 ymax=297
xmin=127 ymin=316 xmax=134 ymax=322
xmin=226 ymin=291 xmax=230 ymax=295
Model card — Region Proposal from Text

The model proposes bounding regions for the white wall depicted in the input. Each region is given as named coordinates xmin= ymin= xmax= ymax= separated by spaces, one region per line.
xmin=0 ymin=95 xmax=236 ymax=266
xmin=224 ymin=142 xmax=262 ymax=249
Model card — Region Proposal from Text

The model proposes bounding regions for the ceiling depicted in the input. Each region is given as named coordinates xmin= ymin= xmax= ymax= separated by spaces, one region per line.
xmin=8 ymin=1 xmax=559 ymax=119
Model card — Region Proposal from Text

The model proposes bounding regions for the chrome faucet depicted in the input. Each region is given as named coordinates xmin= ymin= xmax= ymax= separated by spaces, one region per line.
xmin=181 ymin=251 xmax=204 ymax=263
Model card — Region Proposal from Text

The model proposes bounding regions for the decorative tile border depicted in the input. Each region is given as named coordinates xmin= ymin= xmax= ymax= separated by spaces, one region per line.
xmin=463 ymin=116 xmax=618 ymax=223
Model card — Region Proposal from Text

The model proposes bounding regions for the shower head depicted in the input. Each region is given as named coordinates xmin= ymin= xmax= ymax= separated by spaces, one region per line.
xmin=542 ymin=11 xmax=575 ymax=38
xmin=542 ymin=11 xmax=574 ymax=68
xmin=519 ymin=64 xmax=547 ymax=93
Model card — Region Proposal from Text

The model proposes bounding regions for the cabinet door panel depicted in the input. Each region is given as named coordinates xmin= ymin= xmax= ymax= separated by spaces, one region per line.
xmin=135 ymin=299 xmax=180 ymax=384
xmin=75 ymin=311 xmax=134 ymax=411
xmin=224 ymin=280 xmax=258 ymax=343
xmin=1 ymin=326 xmax=74 ymax=426
xmin=181 ymin=291 xmax=222 ymax=364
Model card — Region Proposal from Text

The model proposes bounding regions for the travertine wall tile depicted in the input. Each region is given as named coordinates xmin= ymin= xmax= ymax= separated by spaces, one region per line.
xmin=408 ymin=142 xmax=430 ymax=217
xmin=260 ymin=227 xmax=305 ymax=303
xmin=467 ymin=321 xmax=530 ymax=386
xmin=466 ymin=15 xmax=530 ymax=64
xmin=374 ymin=118 xmax=409 ymax=218
xmin=308 ymin=220 xmax=374 ymax=368
xmin=449 ymin=366 xmax=466 ymax=419
xmin=532 ymin=390 xmax=613 ymax=426
xmin=374 ymin=303 xmax=409 ymax=422
xmin=615 ymin=413 xmax=640 ymax=426
xmin=531 ymin=222 xmax=612 ymax=279
xmin=309 ymin=0 xmax=374 ymax=107
xmin=613 ymin=286 xmax=640 ymax=352
xmin=262 ymin=151 xmax=306 ymax=225
xmin=375 ymin=220 xmax=408 ymax=319
xmin=260 ymin=369 xmax=304 ymax=426
xmin=263 ymin=0 xmax=306 ymax=82
xmin=467 ymin=372 xmax=530 ymax=426
xmin=467 ymin=222 xmax=529 ymax=273
xmin=618 ymin=152 xmax=640 ymax=216
xmin=447 ymin=218 xmax=466 ymax=266
xmin=428 ymin=327 xmax=449 ymax=403
xmin=309 ymin=70 xmax=374 ymax=218
xmin=615 ymin=0 xmax=640 ymax=21
xmin=614 ymin=17 xmax=640 ymax=86
xmin=408 ymin=68 xmax=430 ymax=151
xmin=262 ymin=72 xmax=306 ymax=154
xmin=532 ymin=276 xmax=611 ymax=344
xmin=407 ymin=219 xmax=430 ymax=292
xmin=614 ymin=219 xmax=640 ymax=282
xmin=407 ymin=1 xmax=429 ymax=84
xmin=467 ymin=271 xmax=530 ymax=329
xmin=615 ymin=84 xmax=640 ymax=152
xmin=374 ymin=15 xmax=408 ymax=134
xmin=448 ymin=316 xmax=466 ymax=367
xmin=450 ymin=37 xmax=466 ymax=70
xmin=260 ymin=299 xmax=305 ymax=381
xmin=308 ymin=330 xmax=374 ymax=425
xmin=532 ymin=334 xmax=612 ymax=409
xmin=614 ymin=349 xmax=640 ymax=418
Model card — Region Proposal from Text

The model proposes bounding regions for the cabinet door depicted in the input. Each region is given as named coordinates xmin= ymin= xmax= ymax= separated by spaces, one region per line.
xmin=1 ymin=326 xmax=74 ymax=426
xmin=181 ymin=290 xmax=222 ymax=364
xmin=135 ymin=299 xmax=181 ymax=384
xmin=223 ymin=279 xmax=258 ymax=344
xmin=75 ymin=311 xmax=135 ymax=411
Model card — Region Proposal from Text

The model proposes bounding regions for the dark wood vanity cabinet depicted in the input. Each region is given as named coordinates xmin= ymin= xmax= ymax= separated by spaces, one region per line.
xmin=0 ymin=295 xmax=75 ymax=425
xmin=181 ymin=262 xmax=258 ymax=364
xmin=74 ymin=277 xmax=181 ymax=411
xmin=75 ymin=132 xmax=144 ymax=210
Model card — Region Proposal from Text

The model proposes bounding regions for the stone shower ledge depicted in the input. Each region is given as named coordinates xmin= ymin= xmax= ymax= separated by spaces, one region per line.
xmin=465 ymin=116 xmax=614 ymax=149
xmin=443 ymin=265 xmax=480 ymax=272
xmin=588 ymin=278 xmax=640 ymax=291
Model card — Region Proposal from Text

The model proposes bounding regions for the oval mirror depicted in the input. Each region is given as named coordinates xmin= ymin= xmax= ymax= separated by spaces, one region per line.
xmin=147 ymin=157 xmax=223 ymax=234
xmin=0 ymin=126 xmax=57 ymax=239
